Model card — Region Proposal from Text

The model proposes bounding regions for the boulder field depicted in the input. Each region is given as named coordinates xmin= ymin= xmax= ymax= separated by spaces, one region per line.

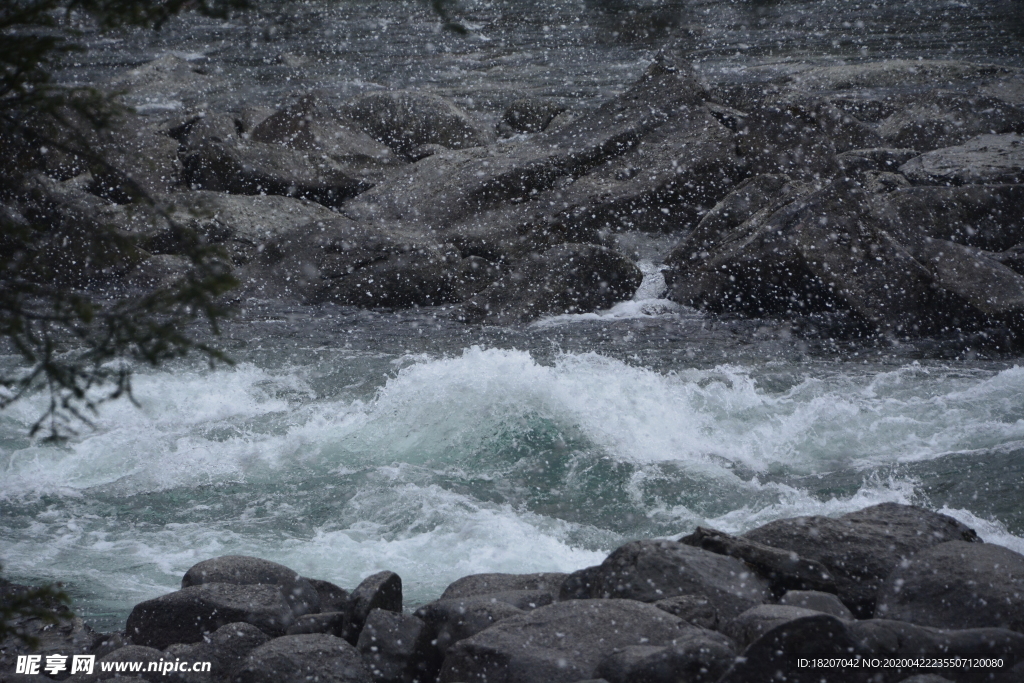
xmin=4 ymin=503 xmax=1024 ymax=683
xmin=9 ymin=50 xmax=1024 ymax=343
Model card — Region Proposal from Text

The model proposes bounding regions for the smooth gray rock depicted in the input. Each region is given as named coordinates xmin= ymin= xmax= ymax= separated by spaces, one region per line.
xmin=304 ymin=578 xmax=350 ymax=613
xmin=181 ymin=556 xmax=320 ymax=616
xmin=743 ymin=503 xmax=979 ymax=617
xmin=234 ymin=634 xmax=370 ymax=683
xmin=440 ymin=572 xmax=567 ymax=601
xmin=875 ymin=540 xmax=1024 ymax=632
xmin=723 ymin=604 xmax=831 ymax=649
xmin=438 ymin=599 xmax=706 ymax=683
xmin=356 ymin=609 xmax=440 ymax=683
xmin=652 ymin=595 xmax=719 ymax=630
xmin=126 ymin=583 xmax=296 ymax=649
xmin=779 ymin=590 xmax=855 ymax=619
xmin=286 ymin=611 xmax=347 ymax=637
xmin=338 ymin=91 xmax=491 ymax=158
xmin=595 ymin=632 xmax=736 ymax=683
xmin=413 ymin=597 xmax=524 ymax=655
xmin=678 ymin=526 xmax=837 ymax=595
xmin=162 ymin=622 xmax=269 ymax=679
xmin=558 ymin=539 xmax=771 ymax=621
xmin=463 ymin=243 xmax=642 ymax=323
xmin=900 ymin=134 xmax=1024 ymax=186
xmin=717 ymin=614 xmax=1024 ymax=683
xmin=344 ymin=571 xmax=402 ymax=644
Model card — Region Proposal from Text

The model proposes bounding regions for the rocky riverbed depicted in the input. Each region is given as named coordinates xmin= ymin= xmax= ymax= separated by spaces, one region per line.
xmin=7 ymin=0 xmax=1024 ymax=349
xmin=3 ymin=503 xmax=1024 ymax=683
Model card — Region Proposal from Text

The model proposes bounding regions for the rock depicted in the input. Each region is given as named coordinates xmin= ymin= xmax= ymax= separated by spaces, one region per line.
xmin=181 ymin=137 xmax=370 ymax=207
xmin=722 ymin=604 xmax=832 ymax=649
xmin=735 ymin=92 xmax=883 ymax=178
xmin=499 ymin=98 xmax=566 ymax=135
xmin=872 ymin=184 xmax=1024 ymax=252
xmin=559 ymin=565 xmax=605 ymax=601
xmin=286 ymin=612 xmax=347 ymax=637
xmin=248 ymin=218 xmax=457 ymax=307
xmin=900 ymin=134 xmax=1024 ymax=186
xmin=877 ymin=92 xmax=1024 ymax=152
xmin=338 ymin=91 xmax=491 ymax=159
xmin=234 ymin=634 xmax=371 ymax=683
xmin=559 ymin=539 xmax=771 ymax=621
xmin=595 ymin=633 xmax=736 ymax=683
xmin=678 ymin=526 xmax=837 ymax=595
xmin=911 ymin=238 xmax=1024 ymax=319
xmin=356 ymin=609 xmax=440 ymax=683
xmin=162 ymin=622 xmax=269 ymax=679
xmin=438 ymin=599 xmax=709 ymax=683
xmin=181 ymin=556 xmax=320 ymax=616
xmin=304 ymin=579 xmax=350 ymax=613
xmin=125 ymin=583 xmax=298 ymax=649
xmin=836 ymin=148 xmax=921 ymax=174
xmin=343 ymin=55 xmax=709 ymax=230
xmin=875 ymin=540 xmax=1024 ymax=632
xmin=414 ymin=597 xmax=524 ymax=656
xmin=718 ymin=614 xmax=1024 ymax=683
xmin=344 ymin=571 xmax=402 ymax=644
xmin=778 ymin=590 xmax=854 ymax=619
xmin=791 ymin=60 xmax=1021 ymax=92
xmin=652 ymin=595 xmax=719 ymax=630
xmin=743 ymin=503 xmax=980 ymax=617
xmin=108 ymin=55 xmax=229 ymax=113
xmin=463 ymin=244 xmax=642 ymax=323
xmin=250 ymin=94 xmax=402 ymax=184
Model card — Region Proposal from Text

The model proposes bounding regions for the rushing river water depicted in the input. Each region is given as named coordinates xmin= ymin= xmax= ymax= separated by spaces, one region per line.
xmin=3 ymin=0 xmax=1024 ymax=632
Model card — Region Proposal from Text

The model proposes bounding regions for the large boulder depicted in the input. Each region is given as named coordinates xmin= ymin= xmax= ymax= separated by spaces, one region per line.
xmin=438 ymin=599 xmax=712 ymax=683
xmin=125 ymin=583 xmax=298 ymax=649
xmin=181 ymin=137 xmax=371 ymax=207
xmin=344 ymin=571 xmax=402 ymax=644
xmin=356 ymin=609 xmax=440 ymax=683
xmin=742 ymin=503 xmax=980 ymax=617
xmin=559 ymin=539 xmax=771 ymax=621
xmin=718 ymin=614 xmax=1024 ymax=683
xmin=463 ymin=244 xmax=642 ymax=323
xmin=678 ymin=526 xmax=837 ymax=595
xmin=413 ymin=597 xmax=524 ymax=656
xmin=595 ymin=634 xmax=737 ymax=683
xmin=439 ymin=572 xmax=567 ymax=601
xmin=163 ymin=622 xmax=269 ymax=679
xmin=234 ymin=634 xmax=371 ymax=683
xmin=899 ymin=134 xmax=1024 ymax=186
xmin=181 ymin=556 xmax=320 ymax=616
xmin=722 ymin=604 xmax=831 ymax=649
xmin=877 ymin=92 xmax=1024 ymax=152
xmin=875 ymin=541 xmax=1024 ymax=632
xmin=778 ymin=590 xmax=854 ymax=619
xmin=337 ymin=91 xmax=491 ymax=158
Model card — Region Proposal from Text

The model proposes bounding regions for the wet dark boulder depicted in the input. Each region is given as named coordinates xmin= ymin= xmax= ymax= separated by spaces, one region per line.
xmin=559 ymin=539 xmax=771 ymax=621
xmin=163 ymin=622 xmax=269 ymax=680
xmin=652 ymin=595 xmax=719 ymax=630
xmin=595 ymin=633 xmax=736 ymax=683
xmin=463 ymin=243 xmax=642 ymax=323
xmin=181 ymin=137 xmax=371 ymax=207
xmin=678 ymin=526 xmax=837 ymax=595
xmin=181 ymin=556 xmax=320 ymax=617
xmin=438 ymin=599 xmax=707 ymax=683
xmin=304 ymin=578 xmax=350 ymax=613
xmin=778 ymin=590 xmax=854 ymax=619
xmin=234 ymin=634 xmax=371 ymax=683
xmin=344 ymin=571 xmax=402 ymax=645
xmin=742 ymin=503 xmax=980 ymax=618
xmin=498 ymin=98 xmax=566 ymax=136
xmin=337 ymin=91 xmax=492 ymax=159
xmin=438 ymin=570 xmax=567 ymax=603
xmin=722 ymin=604 xmax=832 ymax=649
xmin=877 ymin=92 xmax=1024 ymax=152
xmin=875 ymin=541 xmax=1024 ymax=632
xmin=286 ymin=612 xmax=347 ymax=637
xmin=899 ymin=134 xmax=1024 ymax=186
xmin=717 ymin=614 xmax=1024 ymax=683
xmin=125 ymin=584 xmax=297 ymax=649
xmin=356 ymin=609 xmax=440 ymax=683
xmin=414 ymin=597 xmax=524 ymax=656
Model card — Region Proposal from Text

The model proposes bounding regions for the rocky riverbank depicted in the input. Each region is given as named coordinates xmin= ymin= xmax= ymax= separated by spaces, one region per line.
xmin=7 ymin=41 xmax=1024 ymax=348
xmin=3 ymin=503 xmax=1024 ymax=683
